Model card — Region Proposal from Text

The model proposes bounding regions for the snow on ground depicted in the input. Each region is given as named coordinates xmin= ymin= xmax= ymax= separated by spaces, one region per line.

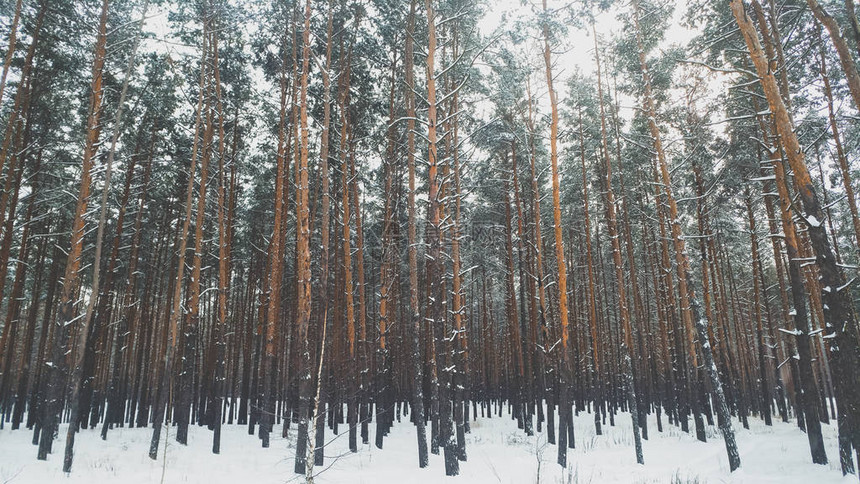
xmin=0 ymin=408 xmax=853 ymax=483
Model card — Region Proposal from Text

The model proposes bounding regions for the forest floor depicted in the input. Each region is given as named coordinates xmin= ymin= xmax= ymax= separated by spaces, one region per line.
xmin=0 ymin=407 xmax=853 ymax=483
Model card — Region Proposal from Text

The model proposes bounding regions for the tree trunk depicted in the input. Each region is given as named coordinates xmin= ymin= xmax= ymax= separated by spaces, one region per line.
xmin=734 ymin=0 xmax=860 ymax=467
xmin=542 ymin=0 xmax=572 ymax=468
xmin=149 ymin=14 xmax=209 ymax=461
xmin=634 ymin=0 xmax=739 ymax=470
xmin=293 ymin=0 xmax=313 ymax=474
xmin=38 ymin=0 xmax=109 ymax=464
xmin=594 ymin=31 xmax=643 ymax=464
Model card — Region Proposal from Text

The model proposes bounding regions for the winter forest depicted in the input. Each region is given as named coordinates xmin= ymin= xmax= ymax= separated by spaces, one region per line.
xmin=2 ymin=0 xmax=860 ymax=482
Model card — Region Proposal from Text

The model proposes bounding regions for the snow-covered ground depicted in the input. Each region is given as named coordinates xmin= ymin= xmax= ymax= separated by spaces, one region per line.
xmin=0 ymin=408 xmax=853 ymax=483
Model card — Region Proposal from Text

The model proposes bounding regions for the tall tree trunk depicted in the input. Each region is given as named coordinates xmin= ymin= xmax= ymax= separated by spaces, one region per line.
xmin=260 ymin=7 xmax=291 ymax=450
xmin=38 ymin=0 xmax=109 ymax=463
xmin=744 ymin=190 xmax=773 ymax=427
xmin=149 ymin=15 xmax=209 ymax=460
xmin=577 ymin=107 xmax=602 ymax=437
xmin=340 ymin=90 xmax=357 ymax=454
xmin=502 ymin=151 xmax=524 ymax=434
xmin=425 ymin=0 xmax=458 ymax=474
xmin=733 ymin=0 xmax=860 ymax=469
xmin=0 ymin=154 xmax=38 ymax=428
xmin=65 ymin=3 xmax=148 ymax=467
xmin=405 ymin=0 xmax=429 ymax=469
xmin=293 ymin=0 xmax=313 ymax=474
xmin=177 ymin=51 xmax=215 ymax=445
xmin=524 ymin=78 xmax=550 ymax=441
xmin=377 ymin=44 xmax=398 ymax=450
xmin=542 ymin=0 xmax=572 ymax=468
xmin=634 ymin=0 xmax=739 ymax=470
xmin=594 ymin=31 xmax=643 ymax=464
xmin=348 ymin=131 xmax=369 ymax=447
xmin=210 ymin=15 xmax=229 ymax=454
